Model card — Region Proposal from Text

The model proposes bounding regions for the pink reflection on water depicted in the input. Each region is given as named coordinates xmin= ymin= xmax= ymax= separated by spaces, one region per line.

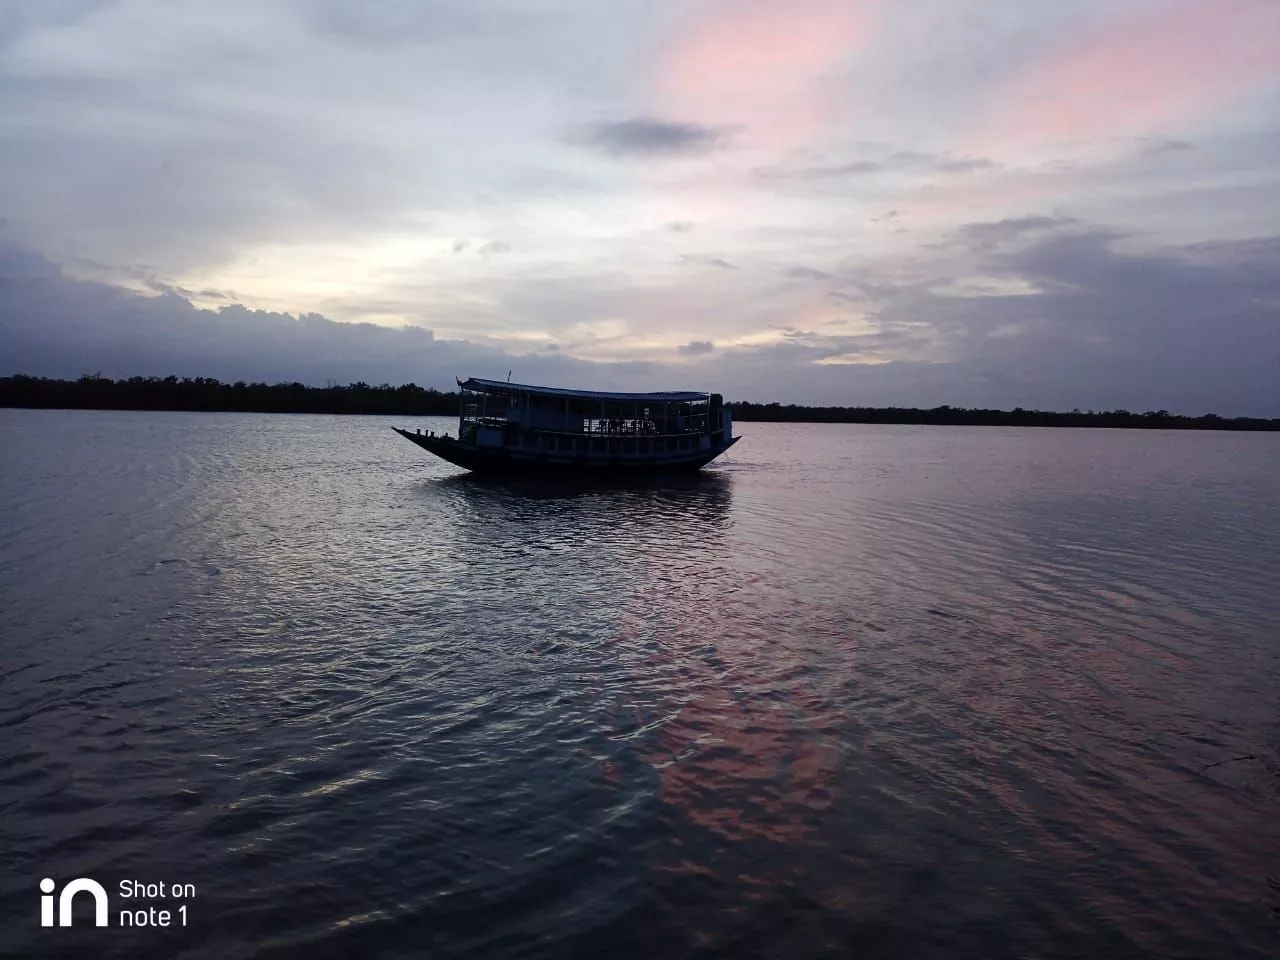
xmin=619 ymin=566 xmax=845 ymax=850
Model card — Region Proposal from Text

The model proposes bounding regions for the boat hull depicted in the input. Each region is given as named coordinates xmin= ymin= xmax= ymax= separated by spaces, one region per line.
xmin=393 ymin=428 xmax=738 ymax=474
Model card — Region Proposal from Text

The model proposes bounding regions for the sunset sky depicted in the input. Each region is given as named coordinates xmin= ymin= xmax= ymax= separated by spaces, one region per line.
xmin=2 ymin=0 xmax=1278 ymax=413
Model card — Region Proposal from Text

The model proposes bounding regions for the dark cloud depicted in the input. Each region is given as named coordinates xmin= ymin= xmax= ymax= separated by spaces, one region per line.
xmin=680 ymin=254 xmax=736 ymax=270
xmin=668 ymin=224 xmax=1279 ymax=415
xmin=449 ymin=239 xmax=511 ymax=257
xmin=139 ymin=278 xmax=198 ymax=298
xmin=892 ymin=152 xmax=998 ymax=174
xmin=678 ymin=340 xmax=714 ymax=356
xmin=756 ymin=151 xmax=998 ymax=184
xmin=935 ymin=157 xmax=998 ymax=173
xmin=1140 ymin=138 xmax=1197 ymax=156
xmin=782 ymin=265 xmax=830 ymax=280
xmin=957 ymin=215 xmax=1079 ymax=251
xmin=2 ymin=228 xmax=1277 ymax=416
xmin=574 ymin=118 xmax=728 ymax=157
xmin=886 ymin=151 xmax=995 ymax=173
xmin=0 ymin=243 xmax=589 ymax=389
xmin=852 ymin=226 xmax=1280 ymax=414
xmin=755 ymin=160 xmax=882 ymax=180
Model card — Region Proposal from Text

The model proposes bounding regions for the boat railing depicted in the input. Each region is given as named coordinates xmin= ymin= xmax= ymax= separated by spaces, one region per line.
xmin=493 ymin=426 xmax=712 ymax=440
xmin=459 ymin=422 xmax=719 ymax=449
xmin=458 ymin=420 xmax=710 ymax=438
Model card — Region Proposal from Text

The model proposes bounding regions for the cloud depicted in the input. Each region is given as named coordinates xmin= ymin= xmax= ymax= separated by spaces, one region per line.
xmin=5 ymin=226 xmax=1277 ymax=416
xmin=654 ymin=0 xmax=879 ymax=152
xmin=573 ymin=118 xmax=729 ymax=156
xmin=447 ymin=238 xmax=510 ymax=257
xmin=935 ymin=157 xmax=998 ymax=174
xmin=957 ymin=214 xmax=1078 ymax=251
xmin=838 ymin=224 xmax=1280 ymax=413
xmin=0 ymin=0 xmax=645 ymax=279
xmin=678 ymin=340 xmax=715 ymax=356
xmin=888 ymin=152 xmax=998 ymax=174
xmin=680 ymin=254 xmax=736 ymax=270
xmin=1 ymin=2 xmax=1277 ymax=417
xmin=755 ymin=150 xmax=999 ymax=184
xmin=1139 ymin=138 xmax=1197 ymax=156
xmin=755 ymin=160 xmax=882 ymax=180
xmin=967 ymin=0 xmax=1280 ymax=154
xmin=782 ymin=265 xmax=830 ymax=280
xmin=0 ymin=242 xmax=581 ymax=389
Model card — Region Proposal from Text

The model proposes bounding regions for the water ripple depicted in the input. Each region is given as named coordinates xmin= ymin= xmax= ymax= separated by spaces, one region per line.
xmin=0 ymin=412 xmax=1276 ymax=958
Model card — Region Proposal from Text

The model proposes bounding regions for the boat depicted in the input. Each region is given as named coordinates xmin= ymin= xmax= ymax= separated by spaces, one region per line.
xmin=393 ymin=377 xmax=739 ymax=474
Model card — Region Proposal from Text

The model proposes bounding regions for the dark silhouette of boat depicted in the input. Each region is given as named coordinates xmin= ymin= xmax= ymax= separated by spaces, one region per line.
xmin=394 ymin=377 xmax=739 ymax=474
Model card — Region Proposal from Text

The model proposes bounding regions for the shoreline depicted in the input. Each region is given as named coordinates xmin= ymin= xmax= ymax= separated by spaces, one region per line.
xmin=2 ymin=375 xmax=1277 ymax=431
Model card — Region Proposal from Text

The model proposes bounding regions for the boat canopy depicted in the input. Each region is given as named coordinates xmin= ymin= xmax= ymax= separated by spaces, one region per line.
xmin=457 ymin=377 xmax=709 ymax=403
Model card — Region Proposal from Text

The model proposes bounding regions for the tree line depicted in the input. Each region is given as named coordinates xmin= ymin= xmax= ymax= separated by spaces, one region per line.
xmin=728 ymin=400 xmax=1279 ymax=430
xmin=0 ymin=374 xmax=459 ymax=415
xmin=1 ymin=374 xmax=1276 ymax=430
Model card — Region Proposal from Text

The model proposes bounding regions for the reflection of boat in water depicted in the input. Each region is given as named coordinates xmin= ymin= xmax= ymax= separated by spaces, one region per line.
xmin=394 ymin=377 xmax=740 ymax=474
xmin=428 ymin=469 xmax=734 ymax=519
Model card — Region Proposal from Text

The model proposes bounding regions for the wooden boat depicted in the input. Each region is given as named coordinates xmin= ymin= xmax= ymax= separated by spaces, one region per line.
xmin=394 ymin=377 xmax=739 ymax=474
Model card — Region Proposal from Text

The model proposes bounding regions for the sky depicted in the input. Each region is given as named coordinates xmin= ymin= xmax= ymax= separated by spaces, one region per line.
xmin=1 ymin=0 xmax=1278 ymax=414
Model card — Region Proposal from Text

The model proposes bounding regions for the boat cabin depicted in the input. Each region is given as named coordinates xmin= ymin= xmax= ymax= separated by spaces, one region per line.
xmin=456 ymin=377 xmax=733 ymax=459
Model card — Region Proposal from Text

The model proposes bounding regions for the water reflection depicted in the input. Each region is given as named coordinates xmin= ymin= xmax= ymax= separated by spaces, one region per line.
xmin=424 ymin=470 xmax=733 ymax=519
xmin=424 ymin=473 xmax=840 ymax=878
xmin=428 ymin=470 xmax=735 ymax=501
xmin=417 ymin=466 xmax=855 ymax=951
xmin=599 ymin=508 xmax=849 ymax=951
xmin=421 ymin=472 xmax=734 ymax=571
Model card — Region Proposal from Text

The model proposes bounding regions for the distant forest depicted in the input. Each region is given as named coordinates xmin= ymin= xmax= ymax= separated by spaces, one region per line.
xmin=2 ymin=374 xmax=1277 ymax=431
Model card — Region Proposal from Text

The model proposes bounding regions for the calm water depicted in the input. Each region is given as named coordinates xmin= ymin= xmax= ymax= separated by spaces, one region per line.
xmin=1 ymin=409 xmax=1276 ymax=959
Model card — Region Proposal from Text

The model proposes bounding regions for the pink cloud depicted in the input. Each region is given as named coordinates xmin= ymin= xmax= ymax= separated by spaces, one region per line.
xmin=636 ymin=1 xmax=879 ymax=229
xmin=654 ymin=0 xmax=879 ymax=150
xmin=970 ymin=0 xmax=1280 ymax=154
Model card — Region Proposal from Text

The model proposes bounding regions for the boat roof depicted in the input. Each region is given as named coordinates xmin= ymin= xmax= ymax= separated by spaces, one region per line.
xmin=457 ymin=377 xmax=709 ymax=403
